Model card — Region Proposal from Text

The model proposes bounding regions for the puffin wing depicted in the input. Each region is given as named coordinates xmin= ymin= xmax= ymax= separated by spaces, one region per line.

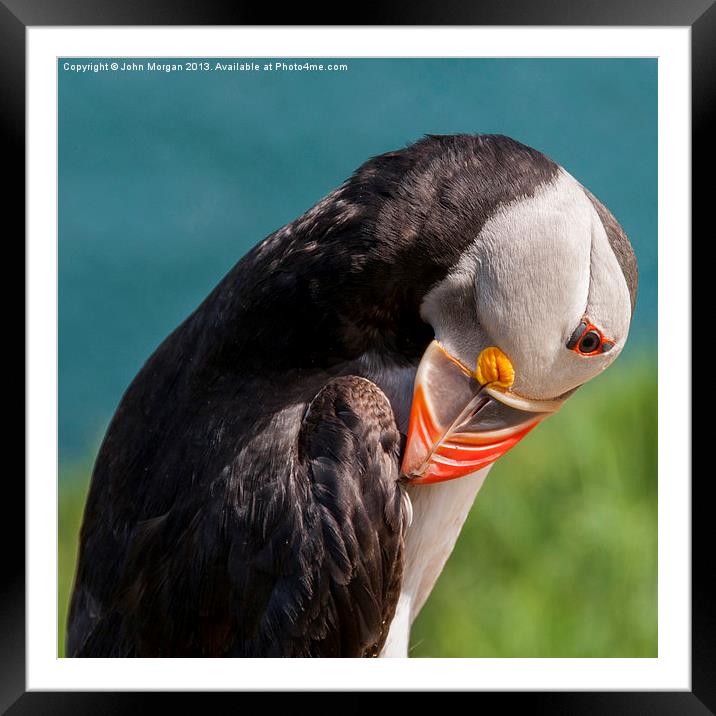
xmin=284 ymin=375 xmax=407 ymax=656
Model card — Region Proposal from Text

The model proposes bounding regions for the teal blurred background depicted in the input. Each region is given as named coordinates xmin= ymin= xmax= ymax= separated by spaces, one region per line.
xmin=58 ymin=58 xmax=657 ymax=657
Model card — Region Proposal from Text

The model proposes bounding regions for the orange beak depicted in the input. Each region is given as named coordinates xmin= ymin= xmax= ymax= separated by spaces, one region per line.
xmin=401 ymin=341 xmax=564 ymax=485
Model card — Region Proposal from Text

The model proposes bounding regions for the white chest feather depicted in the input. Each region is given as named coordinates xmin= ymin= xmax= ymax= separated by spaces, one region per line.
xmin=380 ymin=467 xmax=491 ymax=657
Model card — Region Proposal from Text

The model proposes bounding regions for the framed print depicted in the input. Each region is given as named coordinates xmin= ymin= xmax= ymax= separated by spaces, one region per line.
xmin=7 ymin=1 xmax=709 ymax=711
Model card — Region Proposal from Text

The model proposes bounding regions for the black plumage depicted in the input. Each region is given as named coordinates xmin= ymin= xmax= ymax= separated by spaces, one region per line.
xmin=68 ymin=134 xmax=631 ymax=657
xmin=71 ymin=376 xmax=404 ymax=656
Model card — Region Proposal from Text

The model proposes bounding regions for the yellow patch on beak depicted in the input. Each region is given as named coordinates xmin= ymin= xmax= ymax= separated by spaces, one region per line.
xmin=476 ymin=347 xmax=515 ymax=389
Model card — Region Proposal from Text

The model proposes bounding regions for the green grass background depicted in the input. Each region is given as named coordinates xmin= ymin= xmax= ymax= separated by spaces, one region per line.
xmin=58 ymin=353 xmax=657 ymax=658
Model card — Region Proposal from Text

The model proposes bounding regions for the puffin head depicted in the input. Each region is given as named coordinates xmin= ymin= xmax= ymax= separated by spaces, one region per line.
xmin=394 ymin=146 xmax=638 ymax=484
xmin=238 ymin=134 xmax=637 ymax=484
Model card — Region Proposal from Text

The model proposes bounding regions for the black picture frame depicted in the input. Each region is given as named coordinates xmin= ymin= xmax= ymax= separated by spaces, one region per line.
xmin=6 ymin=1 xmax=707 ymax=712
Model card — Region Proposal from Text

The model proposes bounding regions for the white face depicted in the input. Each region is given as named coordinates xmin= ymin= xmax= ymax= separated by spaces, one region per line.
xmin=420 ymin=169 xmax=633 ymax=401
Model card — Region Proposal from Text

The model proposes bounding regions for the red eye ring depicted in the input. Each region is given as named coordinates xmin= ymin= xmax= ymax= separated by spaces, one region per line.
xmin=566 ymin=320 xmax=614 ymax=357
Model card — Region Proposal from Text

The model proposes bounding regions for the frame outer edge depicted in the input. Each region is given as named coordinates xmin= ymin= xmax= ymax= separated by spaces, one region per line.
xmin=0 ymin=2 xmax=27 ymax=714
xmin=692 ymin=3 xmax=716 ymax=714
xmin=1 ymin=0 xmax=716 ymax=26
xmin=9 ymin=0 xmax=710 ymax=709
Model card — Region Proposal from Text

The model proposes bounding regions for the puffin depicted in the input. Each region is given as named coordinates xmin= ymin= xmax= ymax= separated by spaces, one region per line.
xmin=67 ymin=134 xmax=637 ymax=658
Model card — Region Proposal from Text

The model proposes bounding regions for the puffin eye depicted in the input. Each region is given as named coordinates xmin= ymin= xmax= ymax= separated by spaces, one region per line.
xmin=566 ymin=319 xmax=613 ymax=356
xmin=578 ymin=330 xmax=602 ymax=354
